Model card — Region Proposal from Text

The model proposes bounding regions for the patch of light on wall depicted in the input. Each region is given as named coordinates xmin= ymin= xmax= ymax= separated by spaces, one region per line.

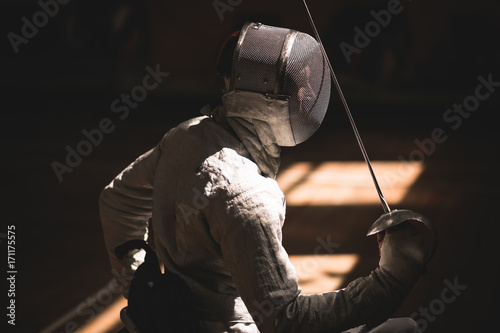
xmin=277 ymin=161 xmax=424 ymax=206
xmin=289 ymin=254 xmax=359 ymax=293
xmin=78 ymin=296 xmax=126 ymax=333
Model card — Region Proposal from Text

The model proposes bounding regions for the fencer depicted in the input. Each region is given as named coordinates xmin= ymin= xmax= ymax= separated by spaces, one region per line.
xmin=100 ymin=22 xmax=435 ymax=332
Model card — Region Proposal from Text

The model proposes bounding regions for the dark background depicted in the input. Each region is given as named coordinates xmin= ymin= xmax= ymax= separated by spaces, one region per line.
xmin=1 ymin=0 xmax=499 ymax=332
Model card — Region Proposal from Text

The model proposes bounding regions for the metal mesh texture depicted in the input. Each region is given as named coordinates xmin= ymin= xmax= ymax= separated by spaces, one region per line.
xmin=233 ymin=24 xmax=289 ymax=94
xmin=232 ymin=23 xmax=330 ymax=145
xmin=283 ymin=32 xmax=331 ymax=144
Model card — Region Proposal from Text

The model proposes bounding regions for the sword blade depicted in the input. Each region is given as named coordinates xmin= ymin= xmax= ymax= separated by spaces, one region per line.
xmin=301 ymin=0 xmax=391 ymax=213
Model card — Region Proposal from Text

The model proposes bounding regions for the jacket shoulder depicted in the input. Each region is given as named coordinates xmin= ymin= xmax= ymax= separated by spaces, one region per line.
xmin=198 ymin=148 xmax=282 ymax=202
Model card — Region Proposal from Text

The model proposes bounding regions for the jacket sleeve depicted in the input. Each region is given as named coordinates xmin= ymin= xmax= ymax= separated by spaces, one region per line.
xmin=206 ymin=173 xmax=414 ymax=333
xmin=99 ymin=145 xmax=160 ymax=295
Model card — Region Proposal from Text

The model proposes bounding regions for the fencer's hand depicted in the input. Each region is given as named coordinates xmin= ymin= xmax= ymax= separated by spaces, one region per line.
xmin=377 ymin=220 xmax=435 ymax=257
xmin=377 ymin=220 xmax=436 ymax=288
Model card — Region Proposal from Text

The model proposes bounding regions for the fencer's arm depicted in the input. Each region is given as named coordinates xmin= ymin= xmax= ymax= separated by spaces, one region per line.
xmin=99 ymin=145 xmax=160 ymax=297
xmin=208 ymin=177 xmax=430 ymax=332
xmin=275 ymin=222 xmax=431 ymax=332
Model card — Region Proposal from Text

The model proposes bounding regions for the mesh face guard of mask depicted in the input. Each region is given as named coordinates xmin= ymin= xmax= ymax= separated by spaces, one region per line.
xmin=228 ymin=22 xmax=331 ymax=146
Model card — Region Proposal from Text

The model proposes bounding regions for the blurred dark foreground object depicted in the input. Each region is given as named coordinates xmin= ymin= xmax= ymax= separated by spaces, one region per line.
xmin=115 ymin=239 xmax=199 ymax=333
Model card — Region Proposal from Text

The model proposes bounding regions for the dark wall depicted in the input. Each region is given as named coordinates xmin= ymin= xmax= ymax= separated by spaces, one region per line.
xmin=2 ymin=0 xmax=499 ymax=108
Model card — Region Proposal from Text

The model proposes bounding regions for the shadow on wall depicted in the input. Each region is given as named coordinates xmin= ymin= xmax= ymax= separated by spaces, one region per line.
xmin=323 ymin=1 xmax=500 ymax=92
xmin=2 ymin=0 xmax=499 ymax=97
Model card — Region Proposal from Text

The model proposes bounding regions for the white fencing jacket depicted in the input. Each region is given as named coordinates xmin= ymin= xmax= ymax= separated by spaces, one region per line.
xmin=100 ymin=98 xmax=416 ymax=332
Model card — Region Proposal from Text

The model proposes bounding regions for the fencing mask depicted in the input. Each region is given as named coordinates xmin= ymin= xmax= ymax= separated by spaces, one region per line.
xmin=226 ymin=21 xmax=331 ymax=146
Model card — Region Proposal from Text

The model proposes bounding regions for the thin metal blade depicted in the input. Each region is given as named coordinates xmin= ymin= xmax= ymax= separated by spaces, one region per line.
xmin=301 ymin=0 xmax=390 ymax=213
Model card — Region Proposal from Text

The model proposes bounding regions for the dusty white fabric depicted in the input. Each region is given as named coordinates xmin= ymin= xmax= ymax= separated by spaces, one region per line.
xmin=100 ymin=109 xmax=423 ymax=332
xmin=218 ymin=91 xmax=295 ymax=178
xmin=222 ymin=91 xmax=295 ymax=147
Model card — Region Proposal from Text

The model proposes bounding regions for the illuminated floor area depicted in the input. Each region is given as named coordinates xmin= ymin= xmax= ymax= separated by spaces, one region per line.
xmin=48 ymin=161 xmax=417 ymax=332
xmin=289 ymin=254 xmax=360 ymax=294
xmin=78 ymin=297 xmax=127 ymax=333
xmin=53 ymin=254 xmax=360 ymax=333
